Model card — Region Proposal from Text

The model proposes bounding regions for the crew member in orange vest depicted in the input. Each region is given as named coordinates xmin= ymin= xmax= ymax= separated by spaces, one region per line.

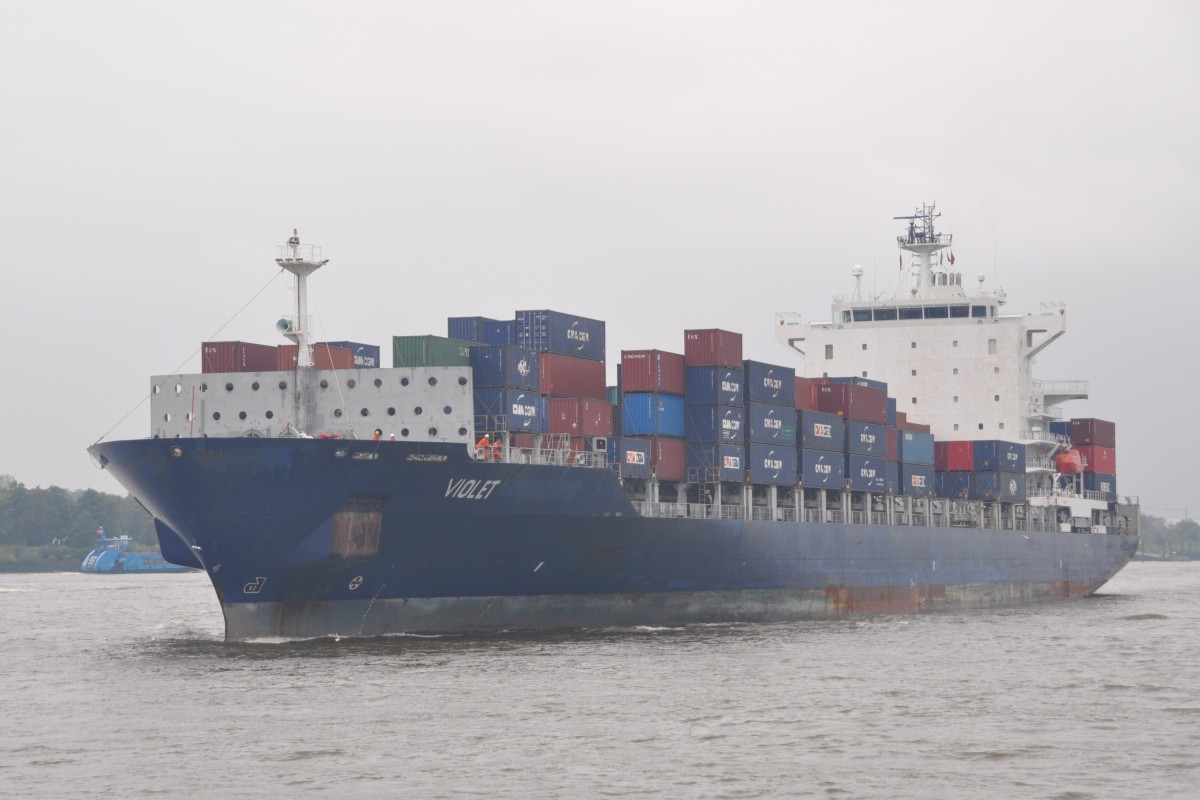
xmin=476 ymin=434 xmax=491 ymax=460
xmin=491 ymin=432 xmax=503 ymax=461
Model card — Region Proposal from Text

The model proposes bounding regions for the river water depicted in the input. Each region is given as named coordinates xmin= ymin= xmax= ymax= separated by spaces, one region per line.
xmin=1 ymin=562 xmax=1197 ymax=799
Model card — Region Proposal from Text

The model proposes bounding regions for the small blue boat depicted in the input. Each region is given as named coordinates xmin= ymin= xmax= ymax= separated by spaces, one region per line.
xmin=80 ymin=527 xmax=195 ymax=573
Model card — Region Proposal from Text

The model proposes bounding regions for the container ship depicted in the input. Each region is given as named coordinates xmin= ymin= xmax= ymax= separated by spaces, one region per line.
xmin=88 ymin=208 xmax=1138 ymax=640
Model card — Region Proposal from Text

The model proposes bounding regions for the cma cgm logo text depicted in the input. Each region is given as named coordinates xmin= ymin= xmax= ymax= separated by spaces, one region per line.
xmin=721 ymin=379 xmax=740 ymax=393
xmin=625 ymin=451 xmax=646 ymax=465
xmin=813 ymin=423 xmax=832 ymax=439
xmin=511 ymin=401 xmax=537 ymax=417
xmin=723 ymin=456 xmax=741 ymax=469
xmin=762 ymin=376 xmax=782 ymax=392
xmin=859 ymin=467 xmax=877 ymax=478
xmin=1005 ymin=452 xmax=1020 ymax=463
xmin=814 ymin=462 xmax=832 ymax=475
xmin=762 ymin=456 xmax=783 ymax=470
xmin=567 ymin=325 xmax=589 ymax=344
xmin=859 ymin=432 xmax=876 ymax=444
xmin=721 ymin=418 xmax=741 ymax=431
xmin=445 ymin=478 xmax=502 ymax=500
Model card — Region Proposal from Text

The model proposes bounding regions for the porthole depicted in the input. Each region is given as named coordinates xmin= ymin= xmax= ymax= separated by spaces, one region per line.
xmin=163 ymin=413 xmax=172 ymax=422
xmin=201 ymin=383 xmax=208 ymax=392
xmin=400 ymin=377 xmax=410 ymax=387
xmin=251 ymin=382 xmax=260 ymax=391
xmin=238 ymin=411 xmax=247 ymax=420
xmin=174 ymin=383 xmax=182 ymax=395
xmin=387 ymin=407 xmax=396 ymax=416
xmin=278 ymin=380 xmax=288 ymax=390
xmin=414 ymin=406 xmax=423 ymax=416
xmin=428 ymin=427 xmax=438 ymax=437
xmin=428 ymin=377 xmax=438 ymax=386
xmin=400 ymin=428 xmax=410 ymax=437
xmin=320 ymin=379 xmax=329 ymax=389
xmin=265 ymin=410 xmax=274 ymax=419
xmin=458 ymin=427 xmax=468 ymax=436
xmin=225 ymin=382 xmax=234 ymax=392
xmin=457 ymin=376 xmax=468 ymax=386
xmin=213 ymin=412 xmax=221 ymax=421
xmin=186 ymin=412 xmax=194 ymax=421
xmin=333 ymin=409 xmax=343 ymax=418
xmin=153 ymin=385 xmax=160 ymax=395
xmin=348 ymin=379 xmax=356 ymax=389
xmin=374 ymin=378 xmax=383 ymax=388
xmin=360 ymin=408 xmax=370 ymax=417
xmin=443 ymin=405 xmax=452 ymax=415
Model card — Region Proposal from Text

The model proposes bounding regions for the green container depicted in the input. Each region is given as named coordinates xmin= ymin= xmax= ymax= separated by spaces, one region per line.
xmin=391 ymin=335 xmax=473 ymax=367
xmin=606 ymin=385 xmax=620 ymax=405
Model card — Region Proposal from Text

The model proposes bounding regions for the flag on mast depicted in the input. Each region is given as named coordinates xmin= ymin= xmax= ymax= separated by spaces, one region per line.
xmin=950 ymin=251 xmax=956 ymax=265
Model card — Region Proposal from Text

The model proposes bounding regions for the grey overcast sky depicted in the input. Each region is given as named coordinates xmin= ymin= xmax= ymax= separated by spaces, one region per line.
xmin=1 ymin=2 xmax=1196 ymax=516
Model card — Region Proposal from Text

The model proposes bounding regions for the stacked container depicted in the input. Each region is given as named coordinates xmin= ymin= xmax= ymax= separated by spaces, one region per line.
xmin=683 ymin=330 xmax=744 ymax=483
xmin=470 ymin=343 xmax=543 ymax=434
xmin=742 ymin=360 xmax=797 ymax=485
xmin=935 ymin=440 xmax=1027 ymax=502
xmin=316 ymin=341 xmax=381 ymax=369
xmin=277 ymin=344 xmax=355 ymax=371
xmin=202 ymin=341 xmax=278 ymax=373
xmin=619 ymin=349 xmax=686 ymax=481
xmin=392 ymin=335 xmax=473 ymax=367
xmin=897 ymin=430 xmax=936 ymax=497
xmin=1071 ymin=418 xmax=1117 ymax=501
xmin=448 ymin=317 xmax=514 ymax=346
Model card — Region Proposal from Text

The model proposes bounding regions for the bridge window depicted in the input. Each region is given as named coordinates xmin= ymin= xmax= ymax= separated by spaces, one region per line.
xmin=842 ymin=311 xmax=852 ymax=323
xmin=924 ymin=306 xmax=949 ymax=319
xmin=899 ymin=307 xmax=922 ymax=320
xmin=971 ymin=305 xmax=988 ymax=318
xmin=950 ymin=305 xmax=969 ymax=318
xmin=853 ymin=309 xmax=871 ymax=322
xmin=874 ymin=307 xmax=897 ymax=321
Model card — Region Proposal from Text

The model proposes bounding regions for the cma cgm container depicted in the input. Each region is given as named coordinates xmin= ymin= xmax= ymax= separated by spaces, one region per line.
xmin=202 ymin=341 xmax=278 ymax=373
xmin=620 ymin=350 xmax=685 ymax=394
xmin=622 ymin=394 xmax=685 ymax=438
xmin=937 ymin=471 xmax=972 ymax=499
xmin=900 ymin=463 xmax=937 ymax=497
xmin=1083 ymin=472 xmax=1117 ymax=501
xmin=447 ymin=317 xmax=514 ymax=346
xmin=742 ymin=361 xmax=796 ymax=406
xmin=469 ymin=345 xmax=540 ymax=390
xmin=545 ymin=397 xmax=613 ymax=437
xmin=797 ymin=410 xmax=845 ymax=453
xmin=798 ymin=448 xmax=845 ymax=489
xmin=606 ymin=438 xmax=651 ymax=479
xmin=935 ymin=441 xmax=975 ymax=472
xmin=392 ymin=335 xmax=473 ymax=367
xmin=845 ymin=454 xmax=888 ymax=493
xmin=684 ymin=328 xmax=743 ymax=367
xmin=685 ymin=405 xmax=744 ymax=443
xmin=277 ymin=344 xmax=355 ymax=372
xmin=973 ymin=440 xmax=1026 ymax=473
xmin=845 ymin=420 xmax=886 ymax=456
xmin=539 ymin=353 xmax=607 ymax=400
xmin=686 ymin=443 xmax=745 ymax=483
xmin=747 ymin=443 xmax=797 ymax=486
xmin=473 ymin=387 xmax=544 ymax=433
xmin=1077 ymin=445 xmax=1117 ymax=474
xmin=970 ymin=472 xmax=1027 ymax=503
xmin=515 ymin=309 xmax=606 ymax=362
xmin=685 ymin=367 xmax=744 ymax=407
xmin=1070 ymin=418 xmax=1116 ymax=448
xmin=316 ymin=341 xmax=380 ymax=369
xmin=898 ymin=431 xmax=935 ymax=465
xmin=816 ymin=383 xmax=887 ymax=424
xmin=744 ymin=402 xmax=796 ymax=445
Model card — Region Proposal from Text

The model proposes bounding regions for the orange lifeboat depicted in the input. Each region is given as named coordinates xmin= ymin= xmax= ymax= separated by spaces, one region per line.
xmin=1055 ymin=448 xmax=1083 ymax=474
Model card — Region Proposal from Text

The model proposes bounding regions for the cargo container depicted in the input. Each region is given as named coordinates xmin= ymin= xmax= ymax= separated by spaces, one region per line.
xmin=202 ymin=341 xmax=278 ymax=373
xmin=277 ymin=344 xmax=355 ymax=372
xmin=798 ymin=448 xmax=846 ymax=489
xmin=900 ymin=463 xmax=937 ymax=497
xmin=744 ymin=401 xmax=796 ymax=445
xmin=686 ymin=442 xmax=745 ymax=483
xmin=970 ymin=471 xmax=1027 ymax=503
xmin=683 ymin=328 xmax=743 ymax=367
xmin=937 ymin=471 xmax=972 ymax=499
xmin=1049 ymin=420 xmax=1070 ymax=438
xmin=473 ymin=387 xmax=544 ymax=433
xmin=816 ymin=383 xmax=887 ymax=424
xmin=845 ymin=420 xmax=886 ymax=456
xmin=392 ymin=335 xmax=473 ymax=367
xmin=901 ymin=420 xmax=931 ymax=434
xmin=620 ymin=350 xmax=686 ymax=394
xmin=797 ymin=410 xmax=845 ymax=453
xmin=884 ymin=461 xmax=899 ymax=495
xmin=935 ymin=441 xmax=974 ymax=472
xmin=545 ymin=397 xmax=614 ymax=437
xmin=973 ymin=440 xmax=1026 ymax=473
xmin=1070 ymin=418 xmax=1116 ymax=448
xmin=885 ymin=427 xmax=897 ymax=462
xmin=845 ymin=454 xmax=888 ymax=493
xmin=830 ymin=376 xmax=888 ymax=393
xmin=1077 ymin=445 xmax=1117 ymax=475
xmin=539 ymin=353 xmax=607 ymax=400
xmin=747 ymin=443 xmax=797 ymax=486
xmin=1082 ymin=472 xmax=1117 ymax=502
xmin=606 ymin=438 xmax=651 ymax=479
xmin=634 ymin=436 xmax=686 ymax=481
xmin=794 ymin=377 xmax=819 ymax=411
xmin=742 ymin=361 xmax=797 ymax=406
xmin=622 ymin=393 xmax=686 ymax=438
xmin=469 ymin=345 xmax=540 ymax=390
xmin=895 ymin=410 xmax=907 ymax=429
xmin=447 ymin=317 xmax=514 ymax=346
xmin=886 ymin=397 xmax=897 ymax=428
xmin=606 ymin=385 xmax=620 ymax=405
xmin=316 ymin=341 xmax=381 ymax=369
xmin=685 ymin=404 xmax=744 ymax=443
xmin=684 ymin=366 xmax=743 ymax=407
xmin=611 ymin=403 xmax=622 ymax=437
xmin=898 ymin=430 xmax=935 ymax=465
xmin=515 ymin=309 xmax=606 ymax=362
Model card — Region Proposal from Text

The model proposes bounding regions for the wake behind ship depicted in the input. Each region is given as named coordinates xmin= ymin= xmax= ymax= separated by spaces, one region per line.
xmin=88 ymin=209 xmax=1139 ymax=640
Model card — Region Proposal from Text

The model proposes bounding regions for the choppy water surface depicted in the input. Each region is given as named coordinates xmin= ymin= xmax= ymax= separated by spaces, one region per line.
xmin=1 ymin=562 xmax=1197 ymax=799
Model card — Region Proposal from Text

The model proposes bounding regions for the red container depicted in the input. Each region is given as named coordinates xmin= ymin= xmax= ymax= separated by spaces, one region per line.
xmin=885 ymin=427 xmax=897 ymax=462
xmin=1070 ymin=418 xmax=1116 ymax=448
xmin=895 ymin=411 xmax=907 ymax=428
xmin=539 ymin=353 xmax=607 ymax=399
xmin=277 ymin=344 xmax=355 ymax=371
xmin=202 ymin=341 xmax=278 ymax=373
xmin=794 ymin=377 xmax=818 ymax=411
xmin=1077 ymin=445 xmax=1117 ymax=474
xmin=816 ymin=383 xmax=887 ymax=423
xmin=545 ymin=397 xmax=613 ymax=437
xmin=645 ymin=436 xmax=686 ymax=481
xmin=621 ymin=350 xmax=685 ymax=394
xmin=935 ymin=441 xmax=975 ymax=472
xmin=683 ymin=329 xmax=743 ymax=367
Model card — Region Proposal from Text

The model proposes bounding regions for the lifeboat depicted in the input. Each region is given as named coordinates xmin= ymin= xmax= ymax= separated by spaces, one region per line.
xmin=1055 ymin=448 xmax=1083 ymax=474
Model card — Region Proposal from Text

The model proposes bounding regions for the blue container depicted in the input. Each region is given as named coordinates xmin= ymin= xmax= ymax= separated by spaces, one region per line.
xmin=316 ymin=341 xmax=381 ymax=369
xmin=937 ymin=471 xmax=972 ymax=499
xmin=686 ymin=443 xmax=745 ymax=482
xmin=797 ymin=410 xmax=845 ymax=452
xmin=514 ymin=309 xmax=606 ymax=362
xmin=448 ymin=317 xmax=514 ymax=345
xmin=846 ymin=454 xmax=887 ymax=492
xmin=622 ymin=393 xmax=685 ymax=438
xmin=885 ymin=461 xmax=899 ymax=495
xmin=845 ymin=420 xmax=886 ymax=456
xmin=970 ymin=471 xmax=1027 ymax=502
xmin=685 ymin=366 xmax=743 ymax=407
xmin=798 ymin=448 xmax=845 ymax=489
xmin=973 ymin=440 xmax=1026 ymax=472
xmin=897 ymin=430 xmax=935 ymax=465
xmin=1083 ymin=472 xmax=1117 ymax=502
xmin=747 ymin=443 xmax=797 ymax=486
xmin=607 ymin=438 xmax=651 ymax=479
xmin=1049 ymin=420 xmax=1070 ymax=438
xmin=886 ymin=397 xmax=897 ymax=428
xmin=685 ymin=404 xmax=743 ymax=443
xmin=745 ymin=401 xmax=796 ymax=445
xmin=900 ymin=463 xmax=936 ymax=497
xmin=469 ymin=345 xmax=540 ymax=390
xmin=742 ymin=360 xmax=796 ymax=406
xmin=474 ymin=388 xmax=544 ymax=433
xmin=830 ymin=376 xmax=888 ymax=393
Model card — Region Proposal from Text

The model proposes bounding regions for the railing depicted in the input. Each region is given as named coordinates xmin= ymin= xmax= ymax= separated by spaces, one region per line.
xmin=1033 ymin=379 xmax=1090 ymax=396
xmin=1026 ymin=405 xmax=1064 ymax=419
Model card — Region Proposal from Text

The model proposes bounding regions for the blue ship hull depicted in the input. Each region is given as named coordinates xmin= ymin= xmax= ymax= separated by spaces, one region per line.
xmin=88 ymin=438 xmax=1138 ymax=640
